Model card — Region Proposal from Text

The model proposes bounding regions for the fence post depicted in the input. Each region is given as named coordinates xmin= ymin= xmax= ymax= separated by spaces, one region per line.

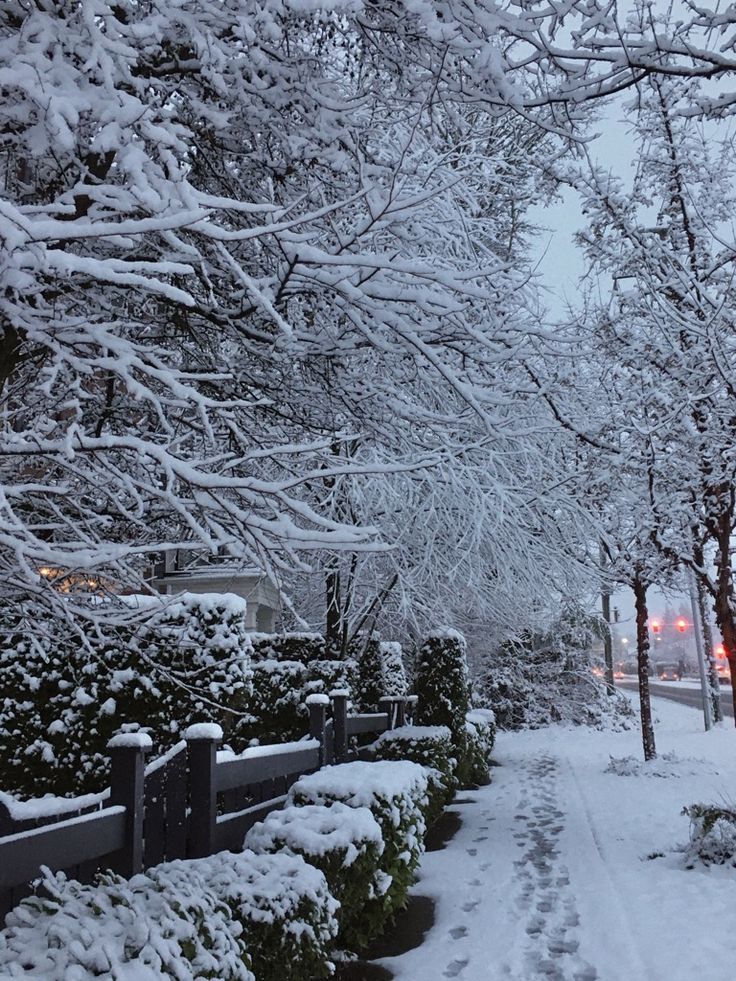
xmin=306 ymin=694 xmax=329 ymax=767
xmin=108 ymin=732 xmax=151 ymax=877
xmin=185 ymin=723 xmax=222 ymax=859
xmin=395 ymin=697 xmax=407 ymax=728
xmin=379 ymin=696 xmax=395 ymax=730
xmin=330 ymin=690 xmax=349 ymax=764
xmin=406 ymin=694 xmax=418 ymax=725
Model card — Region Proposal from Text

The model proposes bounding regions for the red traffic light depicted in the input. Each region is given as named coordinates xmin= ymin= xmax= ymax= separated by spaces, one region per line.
xmin=676 ymin=618 xmax=688 ymax=633
xmin=651 ymin=619 xmax=661 ymax=634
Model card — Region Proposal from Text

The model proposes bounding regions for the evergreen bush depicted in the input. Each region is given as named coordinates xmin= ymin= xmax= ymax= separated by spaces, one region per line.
xmin=201 ymin=850 xmax=339 ymax=981
xmin=353 ymin=632 xmax=384 ymax=711
xmin=414 ymin=630 xmax=471 ymax=739
xmin=245 ymin=802 xmax=384 ymax=951
xmin=251 ymin=633 xmax=326 ymax=663
xmin=372 ymin=724 xmax=456 ymax=824
xmin=0 ymin=593 xmax=253 ymax=796
xmin=683 ymin=803 xmax=736 ymax=867
xmin=380 ymin=641 xmax=408 ymax=697
xmin=0 ymin=865 xmax=252 ymax=980
xmin=241 ymin=659 xmax=307 ymax=744
xmin=288 ymin=760 xmax=429 ymax=930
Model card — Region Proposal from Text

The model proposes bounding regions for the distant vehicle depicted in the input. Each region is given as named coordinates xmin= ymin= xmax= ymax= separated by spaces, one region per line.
xmin=656 ymin=662 xmax=681 ymax=682
xmin=715 ymin=660 xmax=731 ymax=685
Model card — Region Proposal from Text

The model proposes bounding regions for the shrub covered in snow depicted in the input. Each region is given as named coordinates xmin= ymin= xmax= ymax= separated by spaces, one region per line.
xmin=0 ymin=850 xmax=339 ymax=981
xmin=467 ymin=709 xmax=496 ymax=759
xmin=380 ymin=641 xmax=408 ymax=697
xmin=683 ymin=804 xmax=736 ymax=867
xmin=242 ymin=659 xmax=307 ymax=744
xmin=288 ymin=760 xmax=429 ymax=928
xmin=245 ymin=802 xmax=384 ymax=951
xmin=251 ymin=633 xmax=326 ymax=664
xmin=0 ymin=863 xmax=252 ymax=980
xmin=353 ymin=632 xmax=385 ymax=711
xmin=304 ymin=658 xmax=357 ymax=701
xmin=199 ymin=850 xmax=339 ymax=981
xmin=414 ymin=630 xmax=471 ymax=739
xmin=475 ymin=607 xmax=634 ymax=732
xmin=0 ymin=593 xmax=253 ymax=796
xmin=372 ymin=724 xmax=456 ymax=823
xmin=457 ymin=720 xmax=491 ymax=788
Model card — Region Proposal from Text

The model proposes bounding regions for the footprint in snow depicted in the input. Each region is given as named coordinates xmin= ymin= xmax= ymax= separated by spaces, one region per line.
xmin=449 ymin=925 xmax=467 ymax=940
xmin=444 ymin=957 xmax=469 ymax=977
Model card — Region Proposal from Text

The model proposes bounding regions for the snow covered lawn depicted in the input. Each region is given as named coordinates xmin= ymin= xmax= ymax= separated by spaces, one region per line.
xmin=379 ymin=696 xmax=736 ymax=981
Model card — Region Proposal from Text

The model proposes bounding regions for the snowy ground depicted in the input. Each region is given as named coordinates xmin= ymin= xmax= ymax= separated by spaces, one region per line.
xmin=379 ymin=696 xmax=736 ymax=981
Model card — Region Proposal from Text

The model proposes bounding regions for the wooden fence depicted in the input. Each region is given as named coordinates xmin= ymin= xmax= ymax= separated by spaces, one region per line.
xmin=0 ymin=693 xmax=413 ymax=920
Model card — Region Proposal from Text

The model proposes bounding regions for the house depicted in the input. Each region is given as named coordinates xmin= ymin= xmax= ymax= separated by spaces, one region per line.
xmin=150 ymin=553 xmax=280 ymax=632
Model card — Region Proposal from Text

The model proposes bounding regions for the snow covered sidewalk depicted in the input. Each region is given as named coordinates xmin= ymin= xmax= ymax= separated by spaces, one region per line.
xmin=377 ymin=697 xmax=736 ymax=981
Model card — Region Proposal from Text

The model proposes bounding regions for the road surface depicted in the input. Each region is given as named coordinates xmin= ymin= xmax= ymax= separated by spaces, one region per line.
xmin=617 ymin=678 xmax=734 ymax=717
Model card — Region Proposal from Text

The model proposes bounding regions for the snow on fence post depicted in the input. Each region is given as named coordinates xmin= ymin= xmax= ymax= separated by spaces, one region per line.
xmin=379 ymin=696 xmax=405 ymax=729
xmin=406 ymin=694 xmax=418 ymax=725
xmin=330 ymin=690 xmax=349 ymax=764
xmin=306 ymin=694 xmax=330 ymax=767
xmin=186 ymin=723 xmax=222 ymax=859
xmin=108 ymin=732 xmax=151 ymax=878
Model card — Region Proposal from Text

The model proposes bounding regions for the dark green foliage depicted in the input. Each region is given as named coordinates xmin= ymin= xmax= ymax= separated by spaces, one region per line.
xmin=304 ymin=658 xmax=357 ymax=699
xmin=239 ymin=660 xmax=307 ymax=744
xmin=288 ymin=761 xmax=429 ymax=936
xmin=372 ymin=724 xmax=456 ymax=826
xmin=0 ymin=594 xmax=253 ymax=796
xmin=414 ymin=631 xmax=471 ymax=740
xmin=380 ymin=641 xmax=408 ymax=697
xmin=251 ymin=633 xmax=326 ymax=663
xmin=245 ymin=803 xmax=384 ymax=952
xmin=353 ymin=632 xmax=384 ymax=711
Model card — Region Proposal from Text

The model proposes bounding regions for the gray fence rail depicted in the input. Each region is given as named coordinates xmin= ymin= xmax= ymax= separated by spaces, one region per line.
xmin=0 ymin=693 xmax=412 ymax=921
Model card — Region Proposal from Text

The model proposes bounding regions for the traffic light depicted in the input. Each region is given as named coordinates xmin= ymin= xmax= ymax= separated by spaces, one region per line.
xmin=651 ymin=619 xmax=661 ymax=635
xmin=676 ymin=618 xmax=688 ymax=633
xmin=716 ymin=643 xmax=727 ymax=658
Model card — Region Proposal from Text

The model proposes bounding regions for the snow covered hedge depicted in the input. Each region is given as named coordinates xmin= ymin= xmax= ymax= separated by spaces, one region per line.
xmin=245 ymin=802 xmax=384 ymax=951
xmin=287 ymin=760 xmax=429 ymax=931
xmin=251 ymin=633 xmax=326 ymax=664
xmin=684 ymin=804 xmax=736 ymax=867
xmin=0 ymin=863 xmax=253 ymax=980
xmin=372 ymin=724 xmax=457 ymax=824
xmin=0 ymin=593 xmax=253 ymax=796
xmin=0 ymin=850 xmax=338 ymax=981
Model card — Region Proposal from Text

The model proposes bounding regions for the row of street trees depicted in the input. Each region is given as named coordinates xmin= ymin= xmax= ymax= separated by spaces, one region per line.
xmin=4 ymin=0 xmax=736 ymax=742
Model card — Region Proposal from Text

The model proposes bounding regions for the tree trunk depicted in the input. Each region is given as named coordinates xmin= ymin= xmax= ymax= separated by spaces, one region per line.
xmin=708 ymin=512 xmax=736 ymax=724
xmin=694 ymin=564 xmax=723 ymax=723
xmin=633 ymin=576 xmax=657 ymax=761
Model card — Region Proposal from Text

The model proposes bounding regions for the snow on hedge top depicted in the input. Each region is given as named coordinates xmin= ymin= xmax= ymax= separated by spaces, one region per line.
xmin=0 ymin=863 xmax=253 ymax=981
xmin=467 ymin=708 xmax=496 ymax=726
xmin=184 ymin=722 xmax=223 ymax=741
xmin=373 ymin=725 xmax=452 ymax=747
xmin=195 ymin=849 xmax=339 ymax=934
xmin=288 ymin=760 xmax=429 ymax=810
xmin=245 ymin=802 xmax=384 ymax=865
xmin=425 ymin=627 xmax=466 ymax=644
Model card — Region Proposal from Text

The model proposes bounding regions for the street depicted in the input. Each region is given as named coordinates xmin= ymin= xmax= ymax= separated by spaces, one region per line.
xmin=618 ymin=678 xmax=734 ymax=718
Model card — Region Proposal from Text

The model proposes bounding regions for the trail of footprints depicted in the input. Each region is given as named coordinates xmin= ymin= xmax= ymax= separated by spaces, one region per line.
xmin=512 ymin=756 xmax=597 ymax=981
xmin=440 ymin=758 xmax=597 ymax=980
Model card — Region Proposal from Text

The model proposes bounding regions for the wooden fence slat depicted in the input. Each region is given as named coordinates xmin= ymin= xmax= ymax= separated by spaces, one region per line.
xmin=346 ymin=713 xmax=389 ymax=736
xmin=214 ymin=795 xmax=288 ymax=853
xmin=215 ymin=745 xmax=319 ymax=792
xmin=143 ymin=766 xmax=166 ymax=869
xmin=164 ymin=747 xmax=188 ymax=861
xmin=0 ymin=807 xmax=126 ymax=890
